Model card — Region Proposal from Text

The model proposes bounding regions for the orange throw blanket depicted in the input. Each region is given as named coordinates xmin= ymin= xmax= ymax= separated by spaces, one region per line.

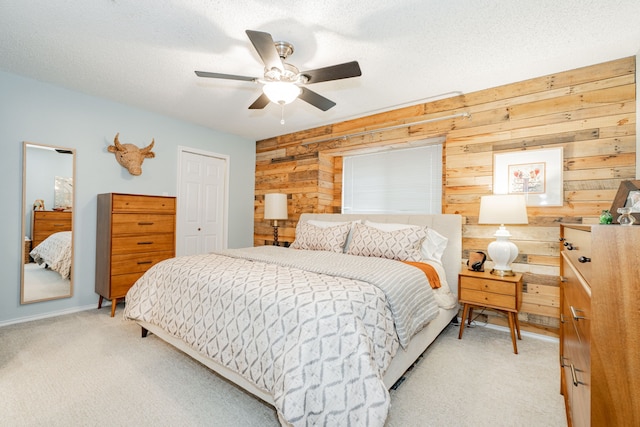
xmin=400 ymin=261 xmax=441 ymax=289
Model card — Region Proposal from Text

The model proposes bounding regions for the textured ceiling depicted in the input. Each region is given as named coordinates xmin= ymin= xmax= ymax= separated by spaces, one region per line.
xmin=1 ymin=0 xmax=639 ymax=141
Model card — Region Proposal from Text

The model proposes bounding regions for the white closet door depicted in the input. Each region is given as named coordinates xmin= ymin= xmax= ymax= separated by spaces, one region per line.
xmin=176 ymin=149 xmax=227 ymax=256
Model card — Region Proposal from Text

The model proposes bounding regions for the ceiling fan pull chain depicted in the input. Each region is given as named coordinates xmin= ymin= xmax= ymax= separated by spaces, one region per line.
xmin=280 ymin=104 xmax=286 ymax=125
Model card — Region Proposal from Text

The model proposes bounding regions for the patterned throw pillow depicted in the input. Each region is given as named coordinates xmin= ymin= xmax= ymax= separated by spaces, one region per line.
xmin=347 ymin=222 xmax=427 ymax=261
xmin=290 ymin=221 xmax=352 ymax=253
xmin=363 ymin=220 xmax=448 ymax=264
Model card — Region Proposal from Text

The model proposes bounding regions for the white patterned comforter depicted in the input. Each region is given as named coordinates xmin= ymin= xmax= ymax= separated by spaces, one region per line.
xmin=29 ymin=231 xmax=72 ymax=279
xmin=123 ymin=246 xmax=440 ymax=426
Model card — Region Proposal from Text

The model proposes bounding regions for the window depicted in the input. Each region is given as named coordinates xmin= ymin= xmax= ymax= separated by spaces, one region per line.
xmin=342 ymin=143 xmax=443 ymax=214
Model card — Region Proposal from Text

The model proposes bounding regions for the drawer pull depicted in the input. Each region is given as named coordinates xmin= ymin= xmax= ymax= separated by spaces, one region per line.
xmin=137 ymin=260 xmax=152 ymax=265
xmin=560 ymin=355 xmax=568 ymax=367
xmin=559 ymin=276 xmax=567 ymax=283
xmin=564 ymin=243 xmax=575 ymax=250
xmin=138 ymin=222 xmax=155 ymax=226
xmin=570 ymin=306 xmax=586 ymax=321
xmin=560 ymin=313 xmax=565 ymax=324
xmin=559 ymin=238 xmax=566 ymax=242
xmin=137 ymin=241 xmax=153 ymax=245
xmin=570 ymin=364 xmax=585 ymax=387
xmin=578 ymin=256 xmax=591 ymax=263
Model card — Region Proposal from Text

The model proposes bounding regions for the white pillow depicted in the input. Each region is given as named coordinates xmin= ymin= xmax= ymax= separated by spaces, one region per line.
xmin=290 ymin=221 xmax=352 ymax=253
xmin=347 ymin=222 xmax=426 ymax=261
xmin=364 ymin=220 xmax=448 ymax=264
xmin=421 ymin=260 xmax=458 ymax=309
xmin=422 ymin=228 xmax=448 ymax=265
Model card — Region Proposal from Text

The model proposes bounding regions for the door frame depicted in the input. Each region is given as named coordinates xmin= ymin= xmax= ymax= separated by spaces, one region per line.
xmin=176 ymin=146 xmax=230 ymax=255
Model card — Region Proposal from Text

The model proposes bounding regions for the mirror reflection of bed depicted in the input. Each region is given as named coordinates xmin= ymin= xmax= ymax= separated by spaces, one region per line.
xmin=21 ymin=142 xmax=75 ymax=304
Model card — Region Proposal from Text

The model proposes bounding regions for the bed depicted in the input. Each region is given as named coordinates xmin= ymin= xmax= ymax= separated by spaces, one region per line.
xmin=29 ymin=230 xmax=73 ymax=279
xmin=123 ymin=213 xmax=462 ymax=426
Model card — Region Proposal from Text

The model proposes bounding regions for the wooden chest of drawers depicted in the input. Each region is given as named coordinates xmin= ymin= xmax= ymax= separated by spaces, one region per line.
xmin=560 ymin=224 xmax=640 ymax=426
xmin=95 ymin=193 xmax=176 ymax=317
xmin=32 ymin=210 xmax=72 ymax=248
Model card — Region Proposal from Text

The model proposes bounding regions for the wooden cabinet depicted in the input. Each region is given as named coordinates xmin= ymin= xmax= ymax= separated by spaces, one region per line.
xmin=457 ymin=270 xmax=523 ymax=354
xmin=95 ymin=193 xmax=176 ymax=317
xmin=32 ymin=210 xmax=72 ymax=248
xmin=560 ymin=224 xmax=640 ymax=426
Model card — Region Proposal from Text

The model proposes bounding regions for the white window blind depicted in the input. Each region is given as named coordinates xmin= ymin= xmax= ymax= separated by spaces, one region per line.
xmin=342 ymin=144 xmax=442 ymax=214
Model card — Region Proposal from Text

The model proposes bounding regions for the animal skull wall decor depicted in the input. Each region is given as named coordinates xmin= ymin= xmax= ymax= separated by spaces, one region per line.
xmin=108 ymin=133 xmax=155 ymax=176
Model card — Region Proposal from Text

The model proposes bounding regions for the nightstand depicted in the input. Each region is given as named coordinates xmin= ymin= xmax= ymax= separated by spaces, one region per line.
xmin=457 ymin=270 xmax=523 ymax=354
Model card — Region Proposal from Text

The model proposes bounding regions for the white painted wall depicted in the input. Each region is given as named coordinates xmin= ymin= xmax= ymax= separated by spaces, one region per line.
xmin=0 ymin=70 xmax=256 ymax=324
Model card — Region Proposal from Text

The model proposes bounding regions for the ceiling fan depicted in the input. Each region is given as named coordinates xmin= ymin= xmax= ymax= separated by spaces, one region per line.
xmin=195 ymin=30 xmax=362 ymax=112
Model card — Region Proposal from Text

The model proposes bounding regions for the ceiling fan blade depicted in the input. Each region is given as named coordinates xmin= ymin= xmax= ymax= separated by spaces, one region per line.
xmin=195 ymin=71 xmax=258 ymax=82
xmin=246 ymin=30 xmax=284 ymax=72
xmin=248 ymin=93 xmax=270 ymax=110
xmin=299 ymin=87 xmax=336 ymax=111
xmin=302 ymin=61 xmax=362 ymax=84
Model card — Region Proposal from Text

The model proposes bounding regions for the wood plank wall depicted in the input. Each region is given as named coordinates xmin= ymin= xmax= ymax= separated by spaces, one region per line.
xmin=254 ymin=56 xmax=636 ymax=337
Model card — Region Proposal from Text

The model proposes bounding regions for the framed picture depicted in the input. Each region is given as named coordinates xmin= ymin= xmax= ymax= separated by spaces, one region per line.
xmin=610 ymin=180 xmax=640 ymax=224
xmin=493 ymin=147 xmax=563 ymax=206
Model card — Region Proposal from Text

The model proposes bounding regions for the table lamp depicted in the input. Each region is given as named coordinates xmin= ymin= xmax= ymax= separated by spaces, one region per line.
xmin=264 ymin=193 xmax=288 ymax=246
xmin=478 ymin=194 xmax=528 ymax=276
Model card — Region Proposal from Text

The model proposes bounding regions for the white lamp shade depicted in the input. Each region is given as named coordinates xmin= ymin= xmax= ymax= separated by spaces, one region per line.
xmin=264 ymin=193 xmax=288 ymax=220
xmin=478 ymin=194 xmax=528 ymax=225
xmin=262 ymin=82 xmax=301 ymax=105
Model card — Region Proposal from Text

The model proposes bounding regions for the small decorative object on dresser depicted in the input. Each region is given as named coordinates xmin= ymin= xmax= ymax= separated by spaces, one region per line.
xmin=457 ymin=269 xmax=523 ymax=354
xmin=609 ymin=179 xmax=640 ymax=225
xmin=559 ymin=224 xmax=640 ymax=426
xmin=616 ymin=207 xmax=636 ymax=226
xmin=95 ymin=193 xmax=176 ymax=317
xmin=598 ymin=209 xmax=612 ymax=224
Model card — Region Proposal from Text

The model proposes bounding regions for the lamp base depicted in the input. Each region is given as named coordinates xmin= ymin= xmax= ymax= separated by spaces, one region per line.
xmin=490 ymin=268 xmax=516 ymax=277
xmin=272 ymin=225 xmax=279 ymax=246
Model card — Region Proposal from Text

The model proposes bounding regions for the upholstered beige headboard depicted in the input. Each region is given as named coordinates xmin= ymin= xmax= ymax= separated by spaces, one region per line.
xmin=298 ymin=213 xmax=463 ymax=292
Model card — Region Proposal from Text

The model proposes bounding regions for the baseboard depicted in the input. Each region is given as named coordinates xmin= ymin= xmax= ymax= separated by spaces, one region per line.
xmin=457 ymin=316 xmax=559 ymax=344
xmin=0 ymin=303 xmax=99 ymax=328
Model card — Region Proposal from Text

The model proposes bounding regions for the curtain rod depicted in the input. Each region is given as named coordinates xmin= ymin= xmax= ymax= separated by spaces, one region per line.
xmin=300 ymin=112 xmax=471 ymax=146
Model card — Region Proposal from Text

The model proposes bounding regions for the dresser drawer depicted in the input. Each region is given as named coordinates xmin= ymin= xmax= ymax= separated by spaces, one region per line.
xmin=460 ymin=276 xmax=516 ymax=296
xmin=459 ymin=288 xmax=516 ymax=310
xmin=111 ymin=213 xmax=175 ymax=235
xmin=33 ymin=211 xmax=72 ymax=221
xmin=111 ymin=234 xmax=175 ymax=255
xmin=110 ymin=250 xmax=174 ymax=275
xmin=563 ymin=261 xmax=591 ymax=344
xmin=562 ymin=226 xmax=592 ymax=283
xmin=110 ymin=272 xmax=146 ymax=298
xmin=112 ymin=194 xmax=175 ymax=213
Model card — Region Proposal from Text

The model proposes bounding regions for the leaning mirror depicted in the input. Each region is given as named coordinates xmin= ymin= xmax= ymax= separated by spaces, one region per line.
xmin=21 ymin=142 xmax=75 ymax=304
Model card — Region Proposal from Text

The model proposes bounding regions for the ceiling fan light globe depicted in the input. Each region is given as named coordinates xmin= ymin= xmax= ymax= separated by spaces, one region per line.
xmin=263 ymin=82 xmax=301 ymax=105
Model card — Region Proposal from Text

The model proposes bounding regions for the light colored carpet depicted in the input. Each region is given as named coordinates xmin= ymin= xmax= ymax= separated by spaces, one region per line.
xmin=22 ymin=263 xmax=71 ymax=302
xmin=0 ymin=309 xmax=567 ymax=427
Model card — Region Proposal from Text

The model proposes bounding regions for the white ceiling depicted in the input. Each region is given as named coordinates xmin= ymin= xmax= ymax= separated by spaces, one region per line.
xmin=1 ymin=0 xmax=639 ymax=141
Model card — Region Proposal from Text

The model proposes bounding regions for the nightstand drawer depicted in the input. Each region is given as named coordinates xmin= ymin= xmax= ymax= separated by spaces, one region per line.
xmin=460 ymin=276 xmax=515 ymax=296
xmin=460 ymin=288 xmax=517 ymax=310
